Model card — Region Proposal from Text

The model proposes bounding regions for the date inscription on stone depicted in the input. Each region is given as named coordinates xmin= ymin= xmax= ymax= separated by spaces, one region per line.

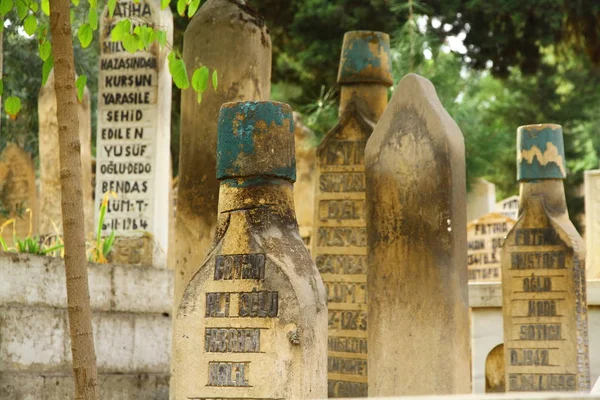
xmin=508 ymin=374 xmax=575 ymax=391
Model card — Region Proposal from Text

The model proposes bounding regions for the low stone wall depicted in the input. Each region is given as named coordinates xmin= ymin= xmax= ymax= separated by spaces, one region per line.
xmin=0 ymin=253 xmax=173 ymax=399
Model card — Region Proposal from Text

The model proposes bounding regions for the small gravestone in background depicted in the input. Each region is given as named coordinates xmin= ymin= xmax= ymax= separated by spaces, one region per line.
xmin=585 ymin=170 xmax=600 ymax=279
xmin=365 ymin=73 xmax=471 ymax=396
xmin=467 ymin=212 xmax=515 ymax=282
xmin=173 ymin=101 xmax=327 ymax=399
xmin=95 ymin=0 xmax=172 ymax=266
xmin=38 ymin=71 xmax=94 ymax=237
xmin=0 ymin=144 xmax=38 ymax=244
xmin=496 ymin=194 xmax=520 ymax=221
xmin=501 ymin=124 xmax=590 ymax=392
xmin=467 ymin=178 xmax=496 ymax=222
xmin=312 ymin=31 xmax=392 ymax=398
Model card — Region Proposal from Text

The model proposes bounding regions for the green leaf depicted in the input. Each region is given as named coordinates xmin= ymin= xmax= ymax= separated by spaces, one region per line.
xmin=134 ymin=25 xmax=153 ymax=48
xmin=0 ymin=0 xmax=13 ymax=16
xmin=23 ymin=14 xmax=37 ymax=36
xmin=122 ymin=33 xmax=142 ymax=53
xmin=42 ymin=55 xmax=53 ymax=86
xmin=5 ymin=96 xmax=22 ymax=119
xmin=160 ymin=0 xmax=168 ymax=9
xmin=191 ymin=66 xmax=208 ymax=93
xmin=70 ymin=9 xmax=75 ymax=23
xmin=76 ymin=75 xmax=87 ymax=102
xmin=111 ymin=19 xmax=130 ymax=42
xmin=15 ymin=0 xmax=27 ymax=20
xmin=108 ymin=0 xmax=116 ymax=17
xmin=39 ymin=40 xmax=51 ymax=61
xmin=29 ymin=0 xmax=38 ymax=12
xmin=0 ymin=80 xmax=4 ymax=97
xmin=168 ymin=52 xmax=189 ymax=89
xmin=88 ymin=0 xmax=97 ymax=8
xmin=155 ymin=30 xmax=167 ymax=47
xmin=187 ymin=0 xmax=200 ymax=17
xmin=89 ymin=9 xmax=98 ymax=30
xmin=41 ymin=0 xmax=49 ymax=15
xmin=71 ymin=0 xmax=79 ymax=6
xmin=78 ymin=23 xmax=93 ymax=48
xmin=176 ymin=0 xmax=185 ymax=16
xmin=212 ymin=69 xmax=218 ymax=91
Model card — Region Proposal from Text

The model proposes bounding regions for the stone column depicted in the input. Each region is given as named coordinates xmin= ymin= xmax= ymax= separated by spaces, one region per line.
xmin=38 ymin=71 xmax=94 ymax=237
xmin=172 ymin=0 xmax=271 ymax=304
xmin=501 ymin=124 xmax=590 ymax=391
xmin=585 ymin=170 xmax=600 ymax=278
xmin=95 ymin=0 xmax=173 ymax=266
xmin=365 ymin=73 xmax=471 ymax=396
xmin=311 ymin=31 xmax=392 ymax=398
xmin=173 ymin=101 xmax=327 ymax=399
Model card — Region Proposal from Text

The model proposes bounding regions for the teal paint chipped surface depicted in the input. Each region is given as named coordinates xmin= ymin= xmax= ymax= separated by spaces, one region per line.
xmin=222 ymin=176 xmax=289 ymax=188
xmin=517 ymin=125 xmax=566 ymax=181
xmin=217 ymin=101 xmax=296 ymax=181
xmin=339 ymin=31 xmax=391 ymax=81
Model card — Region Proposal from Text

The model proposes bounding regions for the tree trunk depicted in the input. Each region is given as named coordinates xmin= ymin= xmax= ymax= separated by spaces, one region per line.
xmin=49 ymin=0 xmax=99 ymax=398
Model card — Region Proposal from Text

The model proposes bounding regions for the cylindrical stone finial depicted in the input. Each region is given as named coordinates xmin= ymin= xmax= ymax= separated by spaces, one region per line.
xmin=337 ymin=30 xmax=393 ymax=86
xmin=217 ymin=101 xmax=296 ymax=182
xmin=517 ymin=123 xmax=566 ymax=181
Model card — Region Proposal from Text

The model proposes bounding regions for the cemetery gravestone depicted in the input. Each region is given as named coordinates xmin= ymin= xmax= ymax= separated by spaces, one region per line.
xmin=95 ymin=0 xmax=173 ymax=266
xmin=585 ymin=170 xmax=600 ymax=279
xmin=38 ymin=71 xmax=94 ymax=236
xmin=365 ymin=73 xmax=471 ymax=396
xmin=467 ymin=212 xmax=515 ymax=282
xmin=501 ymin=124 xmax=590 ymax=392
xmin=173 ymin=101 xmax=327 ymax=399
xmin=467 ymin=178 xmax=496 ymax=222
xmin=497 ymin=195 xmax=520 ymax=221
xmin=312 ymin=30 xmax=392 ymax=398
xmin=293 ymin=112 xmax=317 ymax=247
xmin=172 ymin=0 xmax=271 ymax=305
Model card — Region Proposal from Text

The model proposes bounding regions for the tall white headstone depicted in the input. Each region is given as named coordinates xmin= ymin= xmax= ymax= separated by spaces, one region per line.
xmin=467 ymin=178 xmax=496 ymax=222
xmin=95 ymin=0 xmax=173 ymax=266
xmin=496 ymin=194 xmax=520 ymax=221
xmin=585 ymin=170 xmax=600 ymax=279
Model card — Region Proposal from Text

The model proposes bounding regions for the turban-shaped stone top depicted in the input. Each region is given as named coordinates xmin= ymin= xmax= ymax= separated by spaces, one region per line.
xmin=517 ymin=124 xmax=566 ymax=181
xmin=217 ymin=101 xmax=296 ymax=182
xmin=337 ymin=30 xmax=393 ymax=86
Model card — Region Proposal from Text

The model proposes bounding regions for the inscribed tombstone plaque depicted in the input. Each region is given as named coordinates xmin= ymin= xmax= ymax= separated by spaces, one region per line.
xmin=365 ymin=73 xmax=471 ymax=396
xmin=173 ymin=101 xmax=327 ymax=399
xmin=501 ymin=124 xmax=590 ymax=392
xmin=467 ymin=212 xmax=515 ymax=282
xmin=172 ymin=0 xmax=271 ymax=304
xmin=38 ymin=71 xmax=94 ymax=236
xmin=467 ymin=178 xmax=496 ymax=222
xmin=0 ymin=144 xmax=38 ymax=244
xmin=95 ymin=0 xmax=173 ymax=266
xmin=496 ymin=195 xmax=520 ymax=221
xmin=585 ymin=170 xmax=600 ymax=279
xmin=312 ymin=31 xmax=392 ymax=398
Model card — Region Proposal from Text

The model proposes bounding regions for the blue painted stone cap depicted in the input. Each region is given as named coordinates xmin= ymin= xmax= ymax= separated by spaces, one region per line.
xmin=517 ymin=124 xmax=566 ymax=181
xmin=337 ymin=31 xmax=393 ymax=86
xmin=217 ymin=101 xmax=296 ymax=182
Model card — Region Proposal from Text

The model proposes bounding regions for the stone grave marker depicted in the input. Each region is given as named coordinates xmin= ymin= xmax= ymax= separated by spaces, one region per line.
xmin=467 ymin=212 xmax=515 ymax=282
xmin=585 ymin=170 xmax=600 ymax=279
xmin=501 ymin=124 xmax=590 ymax=392
xmin=293 ymin=112 xmax=317 ymax=247
xmin=497 ymin=194 xmax=520 ymax=221
xmin=365 ymin=73 xmax=471 ymax=396
xmin=467 ymin=178 xmax=496 ymax=222
xmin=172 ymin=0 xmax=271 ymax=304
xmin=312 ymin=30 xmax=392 ymax=398
xmin=173 ymin=101 xmax=327 ymax=399
xmin=38 ymin=70 xmax=94 ymax=237
xmin=95 ymin=0 xmax=173 ymax=266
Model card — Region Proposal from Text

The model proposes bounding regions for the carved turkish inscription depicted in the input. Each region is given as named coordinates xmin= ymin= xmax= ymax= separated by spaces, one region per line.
xmin=467 ymin=213 xmax=515 ymax=282
xmin=502 ymin=204 xmax=590 ymax=391
xmin=313 ymin=112 xmax=371 ymax=397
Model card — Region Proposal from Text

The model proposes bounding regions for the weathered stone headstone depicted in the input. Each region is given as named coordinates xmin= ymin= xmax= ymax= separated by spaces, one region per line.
xmin=293 ymin=112 xmax=317 ymax=247
xmin=0 ymin=144 xmax=38 ymax=244
xmin=467 ymin=212 xmax=515 ymax=282
xmin=467 ymin=178 xmax=496 ymax=222
xmin=172 ymin=0 xmax=271 ymax=304
xmin=365 ymin=73 xmax=471 ymax=396
xmin=496 ymin=194 xmax=520 ymax=221
xmin=501 ymin=124 xmax=590 ymax=392
xmin=95 ymin=0 xmax=173 ymax=266
xmin=312 ymin=30 xmax=392 ymax=398
xmin=585 ymin=170 xmax=600 ymax=279
xmin=173 ymin=101 xmax=327 ymax=399
xmin=38 ymin=71 xmax=94 ymax=236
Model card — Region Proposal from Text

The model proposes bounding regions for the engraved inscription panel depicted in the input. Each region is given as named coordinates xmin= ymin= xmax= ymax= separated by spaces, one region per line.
xmin=467 ymin=213 xmax=515 ymax=282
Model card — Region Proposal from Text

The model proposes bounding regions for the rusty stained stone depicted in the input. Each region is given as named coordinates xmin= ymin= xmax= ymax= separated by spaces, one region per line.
xmin=172 ymin=0 xmax=272 ymax=306
xmin=173 ymin=101 xmax=327 ymax=400
xmin=311 ymin=31 xmax=392 ymax=398
xmin=501 ymin=124 xmax=590 ymax=392
xmin=467 ymin=212 xmax=515 ymax=282
xmin=365 ymin=73 xmax=471 ymax=396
